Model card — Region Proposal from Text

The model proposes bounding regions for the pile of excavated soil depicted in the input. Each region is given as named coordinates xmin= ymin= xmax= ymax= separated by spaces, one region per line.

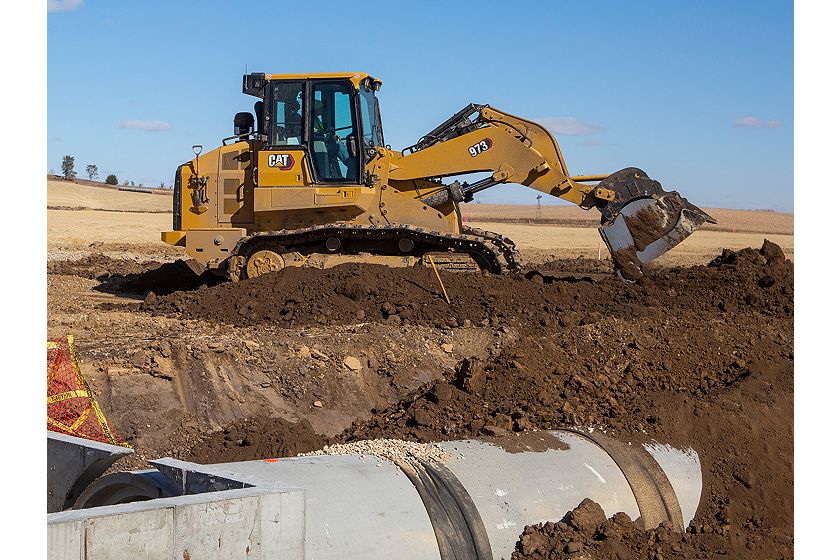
xmin=142 ymin=241 xmax=791 ymax=331
xmin=512 ymin=499 xmax=697 ymax=559
xmin=115 ymin=260 xmax=223 ymax=295
xmin=169 ymin=241 xmax=792 ymax=559
xmin=511 ymin=494 xmax=786 ymax=559
xmin=337 ymin=243 xmax=792 ymax=559
xmin=187 ymin=416 xmax=327 ymax=464
xmin=49 ymin=242 xmax=790 ymax=557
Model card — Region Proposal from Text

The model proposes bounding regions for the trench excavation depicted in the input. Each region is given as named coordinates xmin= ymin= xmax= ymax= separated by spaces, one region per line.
xmin=46 ymin=242 xmax=793 ymax=559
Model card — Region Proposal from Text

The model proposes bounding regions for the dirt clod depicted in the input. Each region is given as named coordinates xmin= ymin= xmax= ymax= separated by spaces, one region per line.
xmin=187 ymin=416 xmax=327 ymax=464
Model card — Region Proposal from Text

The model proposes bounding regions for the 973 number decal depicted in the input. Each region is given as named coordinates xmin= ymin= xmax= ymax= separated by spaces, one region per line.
xmin=468 ymin=138 xmax=493 ymax=157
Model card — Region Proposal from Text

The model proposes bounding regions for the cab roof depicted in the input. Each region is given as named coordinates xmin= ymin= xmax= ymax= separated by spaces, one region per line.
xmin=263 ymin=72 xmax=378 ymax=88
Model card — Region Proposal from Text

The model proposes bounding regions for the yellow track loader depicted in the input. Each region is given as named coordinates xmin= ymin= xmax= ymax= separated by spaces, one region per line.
xmin=162 ymin=72 xmax=714 ymax=281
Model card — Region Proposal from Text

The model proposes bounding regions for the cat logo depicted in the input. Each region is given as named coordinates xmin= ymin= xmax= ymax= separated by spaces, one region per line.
xmin=267 ymin=153 xmax=295 ymax=170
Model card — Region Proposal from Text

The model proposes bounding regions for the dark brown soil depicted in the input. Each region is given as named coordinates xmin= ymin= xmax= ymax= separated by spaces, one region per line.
xmin=336 ymin=243 xmax=793 ymax=559
xmin=56 ymin=241 xmax=792 ymax=559
xmin=99 ymin=260 xmax=223 ymax=296
xmin=511 ymin=499 xmax=695 ymax=559
xmin=187 ymin=416 xmax=327 ymax=464
xmin=142 ymin=244 xmax=790 ymax=332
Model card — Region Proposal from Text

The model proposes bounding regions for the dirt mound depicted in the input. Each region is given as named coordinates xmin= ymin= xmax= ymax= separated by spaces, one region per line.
xmin=186 ymin=416 xmax=328 ymax=464
xmin=116 ymin=260 xmax=223 ymax=296
xmin=511 ymin=495 xmax=787 ymax=560
xmin=142 ymin=240 xmax=791 ymax=330
xmin=82 ymin=242 xmax=792 ymax=558
xmin=334 ymin=242 xmax=792 ymax=559
xmin=512 ymin=499 xmax=690 ymax=559
xmin=336 ymin=241 xmax=791 ymax=438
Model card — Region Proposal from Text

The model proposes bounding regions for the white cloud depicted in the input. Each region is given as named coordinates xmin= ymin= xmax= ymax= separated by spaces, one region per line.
xmin=48 ymin=0 xmax=84 ymax=13
xmin=535 ymin=116 xmax=605 ymax=136
xmin=120 ymin=119 xmax=172 ymax=132
xmin=577 ymin=140 xmax=618 ymax=148
xmin=733 ymin=116 xmax=783 ymax=129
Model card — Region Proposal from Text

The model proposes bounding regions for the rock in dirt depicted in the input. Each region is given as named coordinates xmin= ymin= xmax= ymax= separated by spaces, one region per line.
xmin=760 ymin=238 xmax=786 ymax=264
xmin=311 ymin=348 xmax=329 ymax=360
xmin=343 ymin=356 xmax=363 ymax=371
xmin=566 ymin=498 xmax=606 ymax=533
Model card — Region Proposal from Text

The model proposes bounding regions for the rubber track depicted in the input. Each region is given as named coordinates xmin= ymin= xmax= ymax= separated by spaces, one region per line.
xmin=462 ymin=225 xmax=523 ymax=271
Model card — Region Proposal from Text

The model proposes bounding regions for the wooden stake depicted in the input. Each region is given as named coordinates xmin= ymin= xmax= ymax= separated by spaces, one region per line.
xmin=427 ymin=255 xmax=451 ymax=305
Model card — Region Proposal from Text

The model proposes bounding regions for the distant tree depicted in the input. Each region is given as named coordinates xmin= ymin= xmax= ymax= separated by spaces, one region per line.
xmin=130 ymin=181 xmax=135 ymax=186
xmin=123 ymin=180 xmax=129 ymax=186
xmin=61 ymin=155 xmax=76 ymax=180
xmin=159 ymin=181 xmax=165 ymax=188
xmin=85 ymin=164 xmax=99 ymax=180
xmin=105 ymin=174 xmax=118 ymax=185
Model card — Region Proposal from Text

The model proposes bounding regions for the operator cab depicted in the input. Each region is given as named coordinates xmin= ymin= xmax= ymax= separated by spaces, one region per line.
xmin=241 ymin=72 xmax=384 ymax=185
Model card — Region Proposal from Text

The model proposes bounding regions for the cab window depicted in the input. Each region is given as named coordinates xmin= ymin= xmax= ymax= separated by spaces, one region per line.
xmin=310 ymin=81 xmax=358 ymax=182
xmin=360 ymin=87 xmax=384 ymax=148
xmin=270 ymin=81 xmax=303 ymax=146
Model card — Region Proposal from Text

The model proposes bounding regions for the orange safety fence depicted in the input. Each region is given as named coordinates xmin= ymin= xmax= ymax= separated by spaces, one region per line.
xmin=47 ymin=335 xmax=128 ymax=447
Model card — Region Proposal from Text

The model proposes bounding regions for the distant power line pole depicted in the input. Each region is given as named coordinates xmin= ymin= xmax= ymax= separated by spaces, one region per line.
xmin=536 ymin=195 xmax=542 ymax=221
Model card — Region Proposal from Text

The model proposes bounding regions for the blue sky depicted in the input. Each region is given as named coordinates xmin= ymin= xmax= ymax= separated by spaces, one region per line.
xmin=47 ymin=0 xmax=792 ymax=211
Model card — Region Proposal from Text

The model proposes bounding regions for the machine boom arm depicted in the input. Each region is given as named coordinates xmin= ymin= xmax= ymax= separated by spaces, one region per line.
xmin=391 ymin=105 xmax=611 ymax=207
xmin=391 ymin=104 xmax=715 ymax=280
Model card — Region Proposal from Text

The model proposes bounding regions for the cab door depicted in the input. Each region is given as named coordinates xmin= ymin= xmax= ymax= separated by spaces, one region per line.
xmin=308 ymin=80 xmax=361 ymax=185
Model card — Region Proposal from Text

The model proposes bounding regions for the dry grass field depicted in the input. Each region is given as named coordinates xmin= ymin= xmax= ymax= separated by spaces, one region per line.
xmin=475 ymin=222 xmax=794 ymax=266
xmin=47 ymin=179 xmax=171 ymax=212
xmin=463 ymin=203 xmax=793 ymax=235
xmin=46 ymin=180 xmax=793 ymax=266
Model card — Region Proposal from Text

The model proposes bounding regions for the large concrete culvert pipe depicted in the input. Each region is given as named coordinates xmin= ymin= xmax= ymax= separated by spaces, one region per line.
xmin=50 ymin=429 xmax=702 ymax=559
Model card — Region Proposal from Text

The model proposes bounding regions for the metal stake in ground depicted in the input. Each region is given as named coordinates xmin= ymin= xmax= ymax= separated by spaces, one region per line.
xmin=427 ymin=255 xmax=451 ymax=305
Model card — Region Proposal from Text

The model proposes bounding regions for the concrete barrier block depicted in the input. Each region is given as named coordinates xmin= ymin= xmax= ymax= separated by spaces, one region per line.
xmin=175 ymin=494 xmax=261 ymax=558
xmin=85 ymin=507 xmax=174 ymax=559
xmin=260 ymin=490 xmax=305 ymax=559
xmin=48 ymin=486 xmax=306 ymax=559
xmin=47 ymin=519 xmax=83 ymax=560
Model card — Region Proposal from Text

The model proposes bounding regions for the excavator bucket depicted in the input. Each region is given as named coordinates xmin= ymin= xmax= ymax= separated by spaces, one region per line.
xmin=596 ymin=168 xmax=716 ymax=281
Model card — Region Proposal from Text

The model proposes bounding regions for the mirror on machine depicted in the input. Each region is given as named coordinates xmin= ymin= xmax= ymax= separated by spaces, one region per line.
xmin=233 ymin=112 xmax=254 ymax=136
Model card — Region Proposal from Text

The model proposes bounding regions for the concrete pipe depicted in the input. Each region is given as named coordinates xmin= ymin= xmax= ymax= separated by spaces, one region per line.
xmin=71 ymin=469 xmax=178 ymax=510
xmin=145 ymin=429 xmax=702 ymax=560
